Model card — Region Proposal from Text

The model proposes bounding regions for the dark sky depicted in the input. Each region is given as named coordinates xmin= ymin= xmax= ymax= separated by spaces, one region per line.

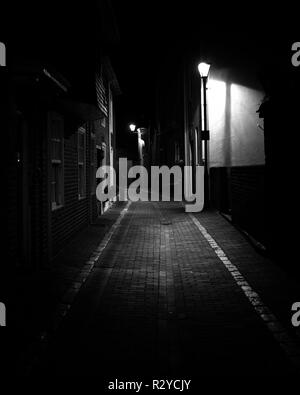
xmin=2 ymin=1 xmax=299 ymax=152
xmin=109 ymin=1 xmax=299 ymax=151
xmin=110 ymin=1 xmax=299 ymax=124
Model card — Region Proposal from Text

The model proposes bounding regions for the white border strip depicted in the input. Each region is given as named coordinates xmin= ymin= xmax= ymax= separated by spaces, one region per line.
xmin=189 ymin=213 xmax=300 ymax=370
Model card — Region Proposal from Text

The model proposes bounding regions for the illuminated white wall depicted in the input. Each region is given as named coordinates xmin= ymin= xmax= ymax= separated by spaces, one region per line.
xmin=207 ymin=70 xmax=265 ymax=167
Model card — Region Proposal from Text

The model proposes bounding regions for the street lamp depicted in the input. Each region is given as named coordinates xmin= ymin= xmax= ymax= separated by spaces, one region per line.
xmin=198 ymin=62 xmax=210 ymax=78
xmin=198 ymin=62 xmax=211 ymax=208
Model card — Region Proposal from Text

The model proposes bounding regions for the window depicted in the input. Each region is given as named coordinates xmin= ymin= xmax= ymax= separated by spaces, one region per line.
xmin=96 ymin=143 xmax=106 ymax=189
xmin=100 ymin=117 xmax=106 ymax=128
xmin=174 ymin=141 xmax=180 ymax=163
xmin=97 ymin=142 xmax=106 ymax=168
xmin=78 ymin=126 xmax=86 ymax=199
xmin=0 ymin=41 xmax=6 ymax=67
xmin=50 ymin=112 xmax=64 ymax=210
xmin=90 ymin=132 xmax=96 ymax=194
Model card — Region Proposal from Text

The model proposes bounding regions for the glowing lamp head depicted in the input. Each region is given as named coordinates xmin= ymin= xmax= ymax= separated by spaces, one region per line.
xmin=198 ymin=62 xmax=211 ymax=78
xmin=129 ymin=123 xmax=136 ymax=132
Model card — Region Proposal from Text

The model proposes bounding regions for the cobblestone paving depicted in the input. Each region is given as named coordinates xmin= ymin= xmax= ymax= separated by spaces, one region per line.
xmin=36 ymin=201 xmax=300 ymax=378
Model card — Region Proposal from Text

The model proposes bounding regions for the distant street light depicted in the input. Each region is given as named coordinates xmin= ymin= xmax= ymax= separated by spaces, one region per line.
xmin=129 ymin=123 xmax=136 ymax=132
xmin=129 ymin=123 xmax=143 ymax=165
xmin=198 ymin=62 xmax=211 ymax=208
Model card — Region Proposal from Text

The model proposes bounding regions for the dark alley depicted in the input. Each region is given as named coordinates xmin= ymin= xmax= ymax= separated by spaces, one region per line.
xmin=1 ymin=0 xmax=300 ymax=384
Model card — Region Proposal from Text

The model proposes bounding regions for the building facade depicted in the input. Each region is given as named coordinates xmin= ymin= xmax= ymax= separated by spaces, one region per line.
xmin=7 ymin=1 xmax=120 ymax=270
xmin=155 ymin=48 xmax=268 ymax=245
xmin=188 ymin=62 xmax=266 ymax=244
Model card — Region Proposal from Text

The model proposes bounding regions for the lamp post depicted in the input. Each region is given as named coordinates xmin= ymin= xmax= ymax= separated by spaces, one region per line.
xmin=198 ymin=62 xmax=211 ymax=208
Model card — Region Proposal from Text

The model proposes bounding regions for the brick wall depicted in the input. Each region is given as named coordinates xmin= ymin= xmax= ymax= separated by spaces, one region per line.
xmin=30 ymin=111 xmax=49 ymax=266
xmin=210 ymin=165 xmax=266 ymax=244
xmin=210 ymin=167 xmax=231 ymax=214
xmin=8 ymin=111 xmax=18 ymax=266
xmin=230 ymin=166 xmax=265 ymax=243
xmin=13 ymin=102 xmax=115 ymax=267
xmin=51 ymin=120 xmax=91 ymax=256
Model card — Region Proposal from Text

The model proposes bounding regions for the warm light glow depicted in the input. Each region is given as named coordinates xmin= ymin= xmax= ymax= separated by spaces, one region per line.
xmin=207 ymin=78 xmax=265 ymax=167
xmin=129 ymin=123 xmax=136 ymax=132
xmin=207 ymin=79 xmax=227 ymax=131
xmin=198 ymin=62 xmax=211 ymax=78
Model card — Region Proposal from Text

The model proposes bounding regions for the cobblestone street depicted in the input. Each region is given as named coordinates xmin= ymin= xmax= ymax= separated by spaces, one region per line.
xmin=35 ymin=201 xmax=300 ymax=379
